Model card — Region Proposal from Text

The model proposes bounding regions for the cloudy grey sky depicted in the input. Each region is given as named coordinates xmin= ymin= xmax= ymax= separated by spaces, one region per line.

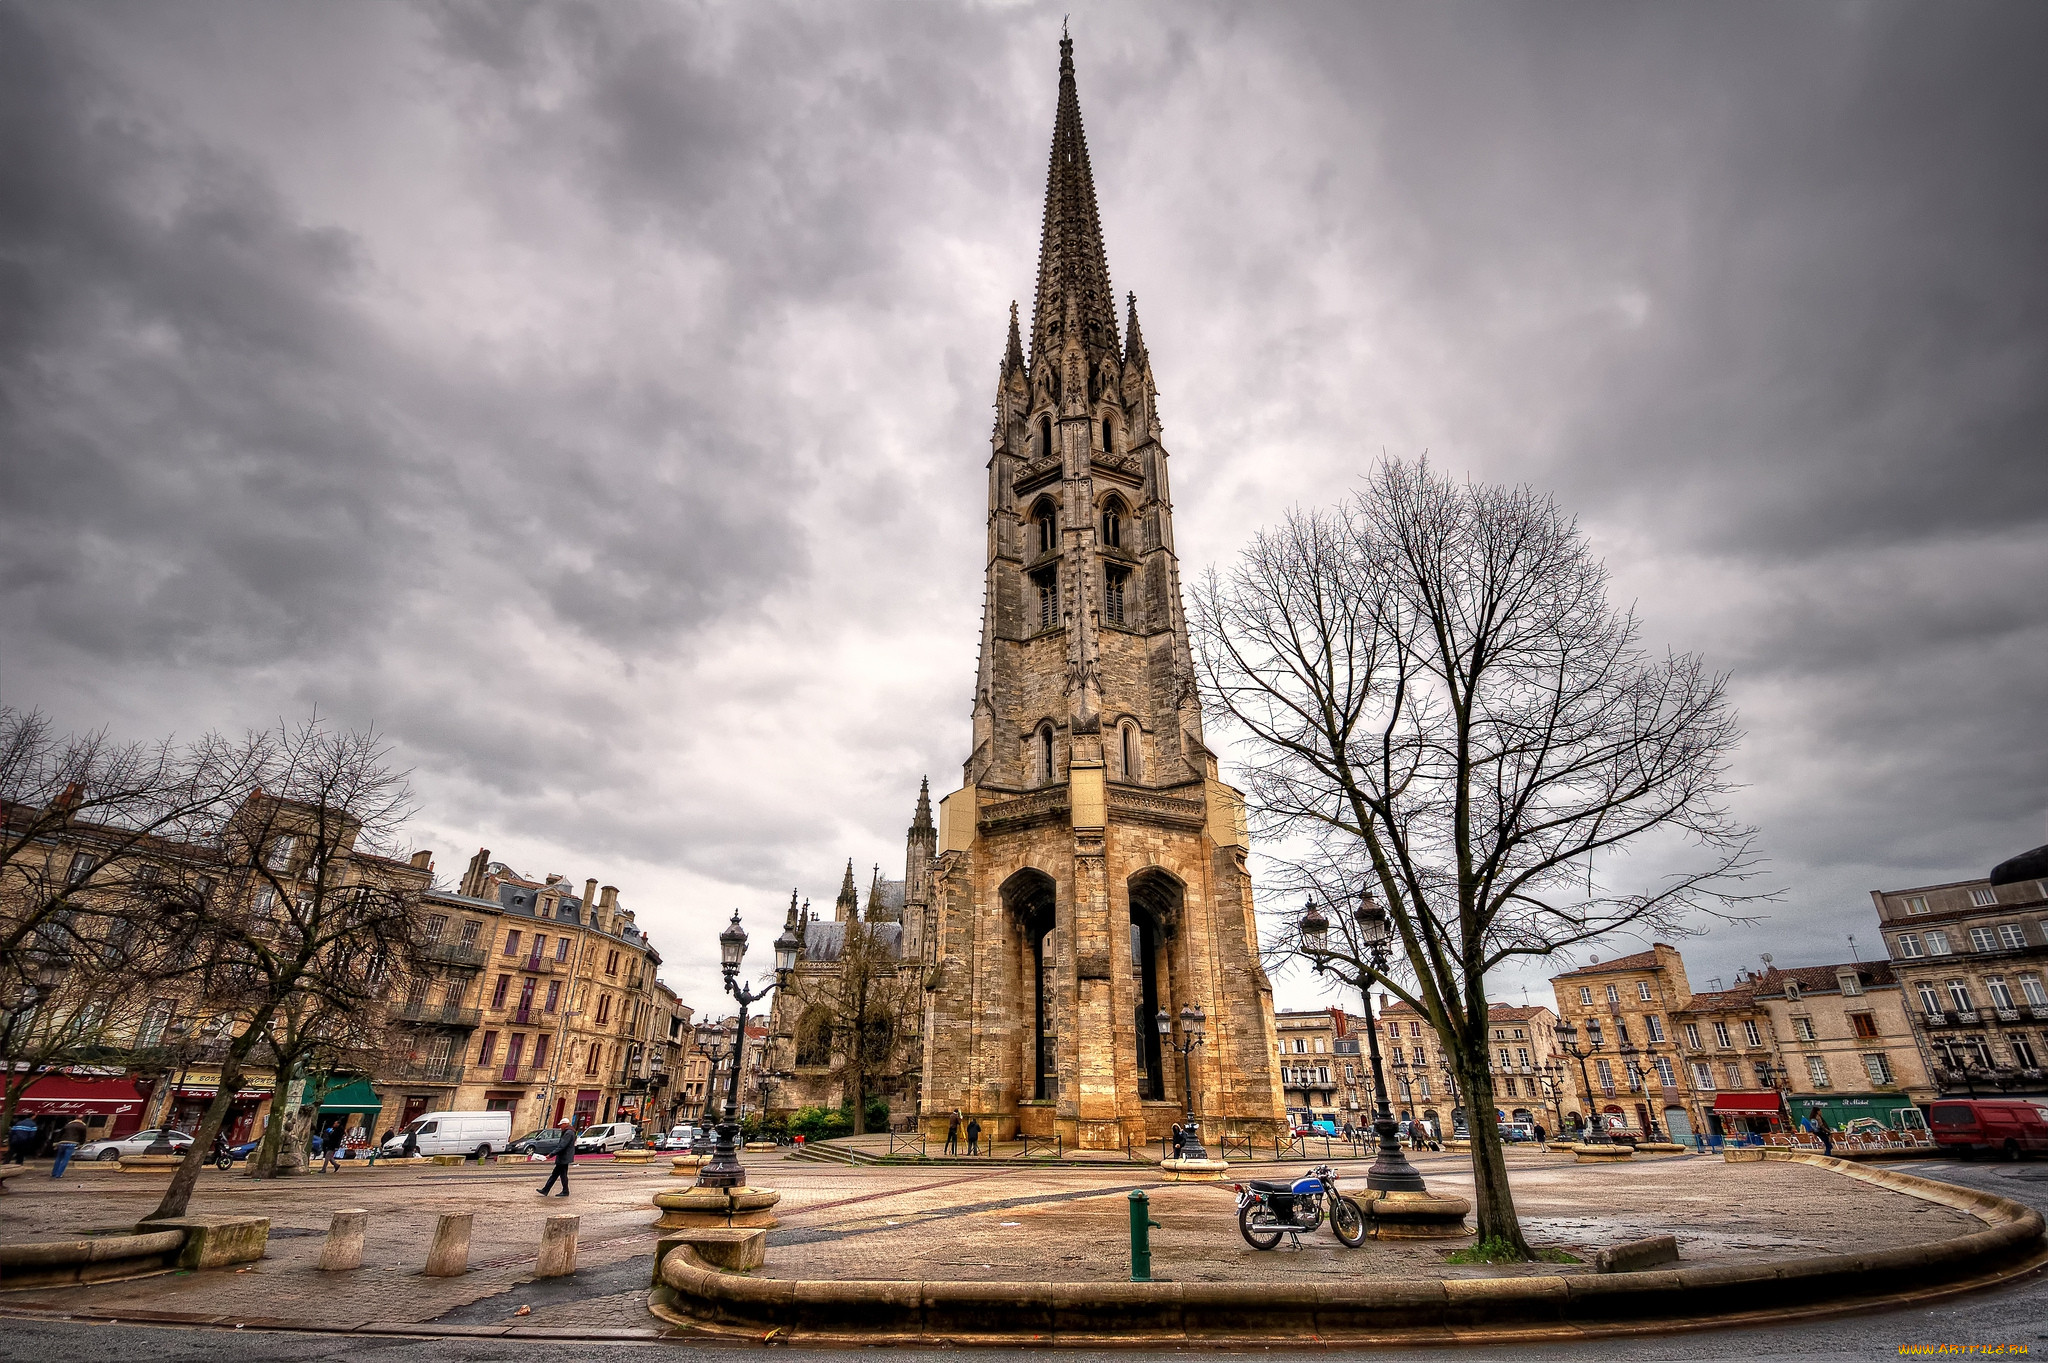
xmin=3 ymin=1 xmax=2044 ymax=1015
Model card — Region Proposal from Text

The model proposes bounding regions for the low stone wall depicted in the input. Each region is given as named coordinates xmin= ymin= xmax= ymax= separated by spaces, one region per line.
xmin=650 ymin=1152 xmax=2047 ymax=1344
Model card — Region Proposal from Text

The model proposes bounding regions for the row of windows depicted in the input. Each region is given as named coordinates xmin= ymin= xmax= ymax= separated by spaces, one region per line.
xmin=1575 ymin=980 xmax=1658 ymax=1006
xmin=1028 ymin=565 xmax=1135 ymax=630
xmin=1930 ymin=1034 xmax=2043 ymax=1070
xmin=1032 ymin=413 xmax=1127 ymax=464
xmin=1894 ymin=922 xmax=2035 ymax=957
xmin=1031 ymin=721 xmax=1145 ymax=785
xmin=1903 ymin=887 xmax=2021 ymax=914
xmin=1914 ymin=974 xmax=2048 ymax=1015
xmin=1029 ymin=498 xmax=1133 ymax=556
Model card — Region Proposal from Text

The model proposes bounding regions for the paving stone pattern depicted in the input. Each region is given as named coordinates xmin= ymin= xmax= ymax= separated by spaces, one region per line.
xmin=0 ymin=1148 xmax=1982 ymax=1329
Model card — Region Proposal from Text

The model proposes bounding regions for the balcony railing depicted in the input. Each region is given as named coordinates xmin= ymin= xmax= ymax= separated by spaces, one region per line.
xmin=422 ymin=940 xmax=487 ymax=969
xmin=1954 ymin=1010 xmax=1980 ymax=1024
xmin=520 ymin=956 xmax=556 ymax=974
xmin=494 ymin=1063 xmax=535 ymax=1084
xmin=394 ymin=1000 xmax=482 ymax=1029
xmin=1995 ymin=1008 xmax=2021 ymax=1023
xmin=394 ymin=1059 xmax=465 ymax=1085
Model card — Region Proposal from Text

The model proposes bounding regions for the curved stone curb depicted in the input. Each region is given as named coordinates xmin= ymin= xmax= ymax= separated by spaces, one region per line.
xmin=647 ymin=1154 xmax=2046 ymax=1345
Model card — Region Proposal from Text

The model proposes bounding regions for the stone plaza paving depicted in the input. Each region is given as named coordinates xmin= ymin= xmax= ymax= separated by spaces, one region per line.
xmin=0 ymin=1148 xmax=1987 ymax=1333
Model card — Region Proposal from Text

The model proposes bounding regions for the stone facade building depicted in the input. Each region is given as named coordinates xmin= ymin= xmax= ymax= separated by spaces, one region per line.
xmin=1373 ymin=1000 xmax=1579 ymax=1135
xmin=1272 ymin=1008 xmax=1348 ymax=1126
xmin=919 ymin=37 xmax=1286 ymax=1148
xmin=382 ymin=853 xmax=677 ymax=1136
xmin=1874 ymin=844 xmax=2048 ymax=1098
xmin=1747 ymin=961 xmax=1932 ymax=1129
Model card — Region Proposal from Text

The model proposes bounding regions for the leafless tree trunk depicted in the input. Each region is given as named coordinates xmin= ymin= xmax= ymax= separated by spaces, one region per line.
xmin=781 ymin=911 xmax=922 ymax=1137
xmin=1191 ymin=459 xmax=1762 ymax=1255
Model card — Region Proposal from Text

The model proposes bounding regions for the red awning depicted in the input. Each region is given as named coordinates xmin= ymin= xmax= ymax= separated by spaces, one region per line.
xmin=1714 ymin=1092 xmax=1782 ymax=1113
xmin=12 ymin=1075 xmax=147 ymax=1117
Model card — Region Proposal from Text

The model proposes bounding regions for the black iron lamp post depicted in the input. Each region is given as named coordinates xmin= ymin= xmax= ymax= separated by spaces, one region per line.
xmin=694 ymin=907 xmax=801 ymax=1190
xmin=1301 ymin=893 xmax=1426 ymax=1193
xmin=1156 ymin=1003 xmax=1208 ymax=1161
xmin=1552 ymin=1020 xmax=1608 ymax=1144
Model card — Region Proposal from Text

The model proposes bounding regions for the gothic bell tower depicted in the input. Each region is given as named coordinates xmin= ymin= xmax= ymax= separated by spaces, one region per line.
xmin=920 ymin=35 xmax=1286 ymax=1149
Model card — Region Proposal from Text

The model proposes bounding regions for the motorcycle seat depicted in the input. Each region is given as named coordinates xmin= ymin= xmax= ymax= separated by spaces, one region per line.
xmin=1247 ymin=1180 xmax=1298 ymax=1194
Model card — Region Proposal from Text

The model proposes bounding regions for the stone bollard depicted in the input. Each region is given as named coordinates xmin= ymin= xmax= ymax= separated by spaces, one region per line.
xmin=535 ymin=1213 xmax=578 ymax=1278
xmin=319 ymin=1209 xmax=368 ymax=1272
xmin=422 ymin=1211 xmax=472 ymax=1276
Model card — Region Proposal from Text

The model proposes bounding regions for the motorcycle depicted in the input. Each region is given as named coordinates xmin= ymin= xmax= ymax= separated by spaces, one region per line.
xmin=1234 ymin=1163 xmax=1366 ymax=1250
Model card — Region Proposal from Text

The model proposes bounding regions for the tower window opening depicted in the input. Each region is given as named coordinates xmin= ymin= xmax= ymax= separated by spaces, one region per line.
xmin=1034 ymin=568 xmax=1058 ymax=630
xmin=1040 ymin=725 xmax=1057 ymax=785
xmin=1039 ymin=416 xmax=1053 ymax=461
xmin=1105 ymin=567 xmax=1127 ymax=625
xmin=1033 ymin=502 xmax=1058 ymax=556
xmin=1120 ymin=723 xmax=1138 ymax=780
xmin=1102 ymin=418 xmax=1113 ymax=451
xmin=1102 ymin=500 xmax=1123 ymax=549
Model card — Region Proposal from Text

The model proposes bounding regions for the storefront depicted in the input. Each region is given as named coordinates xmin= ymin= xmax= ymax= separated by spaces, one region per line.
xmin=314 ymin=1078 xmax=381 ymax=1151
xmin=10 ymin=1074 xmax=149 ymax=1143
xmin=1710 ymin=1090 xmax=1782 ymax=1138
xmin=169 ymin=1076 xmax=273 ymax=1143
xmin=1789 ymin=1092 xmax=1926 ymax=1133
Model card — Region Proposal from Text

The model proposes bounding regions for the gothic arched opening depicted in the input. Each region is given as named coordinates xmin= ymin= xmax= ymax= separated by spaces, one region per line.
xmin=1002 ymin=868 xmax=1060 ymax=1101
xmin=1127 ymin=867 xmax=1183 ymax=1103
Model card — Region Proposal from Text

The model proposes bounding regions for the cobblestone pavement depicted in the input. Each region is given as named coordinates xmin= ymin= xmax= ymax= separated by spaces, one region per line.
xmin=0 ymin=1147 xmax=1994 ymax=1332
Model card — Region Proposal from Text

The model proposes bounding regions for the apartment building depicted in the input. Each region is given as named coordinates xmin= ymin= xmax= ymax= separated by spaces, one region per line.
xmin=1272 ymin=1007 xmax=1352 ymax=1125
xmin=1373 ymin=999 xmax=1579 ymax=1135
xmin=377 ymin=852 xmax=674 ymax=1136
xmin=1874 ymin=843 xmax=2048 ymax=1098
xmin=1748 ymin=961 xmax=1932 ymax=1129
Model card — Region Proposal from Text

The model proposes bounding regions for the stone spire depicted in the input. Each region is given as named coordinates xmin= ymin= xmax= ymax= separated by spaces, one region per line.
xmin=1028 ymin=32 xmax=1118 ymax=371
xmin=1003 ymin=300 xmax=1025 ymax=377
xmin=910 ymin=776 xmax=934 ymax=835
xmin=1124 ymin=292 xmax=1146 ymax=367
xmin=835 ymin=858 xmax=858 ymax=922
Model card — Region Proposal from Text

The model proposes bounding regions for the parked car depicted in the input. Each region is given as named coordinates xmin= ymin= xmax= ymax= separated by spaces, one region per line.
xmin=1304 ymin=1119 xmax=1339 ymax=1137
xmin=652 ymin=1125 xmax=700 ymax=1151
xmin=1929 ymin=1099 xmax=2048 ymax=1158
xmin=1499 ymin=1121 xmax=1537 ymax=1143
xmin=505 ymin=1127 xmax=571 ymax=1158
xmin=379 ymin=1110 xmax=514 ymax=1160
xmin=575 ymin=1121 xmax=638 ymax=1153
xmin=77 ymin=1129 xmax=193 ymax=1162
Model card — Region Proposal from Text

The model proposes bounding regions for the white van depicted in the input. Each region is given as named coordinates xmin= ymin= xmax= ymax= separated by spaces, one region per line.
xmin=383 ymin=1110 xmax=513 ymax=1160
xmin=575 ymin=1120 xmax=637 ymax=1153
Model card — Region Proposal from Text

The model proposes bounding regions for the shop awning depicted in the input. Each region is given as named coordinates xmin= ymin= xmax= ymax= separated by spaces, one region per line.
xmin=1713 ymin=1092 xmax=1782 ymax=1113
xmin=12 ymin=1075 xmax=147 ymax=1117
xmin=315 ymin=1079 xmax=381 ymax=1114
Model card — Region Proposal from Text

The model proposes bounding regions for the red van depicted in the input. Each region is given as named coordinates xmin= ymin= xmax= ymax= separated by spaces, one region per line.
xmin=1928 ymin=1099 xmax=2048 ymax=1158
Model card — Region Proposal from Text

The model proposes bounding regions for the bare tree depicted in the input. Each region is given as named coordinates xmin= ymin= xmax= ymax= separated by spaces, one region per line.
xmin=1190 ymin=460 xmax=1761 ymax=1255
xmin=141 ymin=718 xmax=433 ymax=1222
xmin=243 ymin=990 xmax=394 ymax=1177
xmin=779 ymin=893 xmax=924 ymax=1137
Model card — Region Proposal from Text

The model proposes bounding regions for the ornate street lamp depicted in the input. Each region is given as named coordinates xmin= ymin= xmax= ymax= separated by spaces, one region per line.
xmin=1301 ymin=891 xmax=1426 ymax=1192
xmin=1553 ymin=1020 xmax=1608 ymax=1145
xmin=1157 ymin=1002 xmax=1208 ymax=1161
xmin=695 ymin=903 xmax=801 ymax=1190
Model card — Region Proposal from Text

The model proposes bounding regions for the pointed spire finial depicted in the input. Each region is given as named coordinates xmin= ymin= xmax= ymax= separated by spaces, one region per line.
xmin=1004 ymin=300 xmax=1025 ymax=375
xmin=1125 ymin=291 xmax=1147 ymax=364
xmin=1030 ymin=29 xmax=1116 ymax=370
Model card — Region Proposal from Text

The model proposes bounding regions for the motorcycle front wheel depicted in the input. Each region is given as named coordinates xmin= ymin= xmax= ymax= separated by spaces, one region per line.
xmin=1330 ymin=1194 xmax=1367 ymax=1247
xmin=1238 ymin=1202 xmax=1283 ymax=1251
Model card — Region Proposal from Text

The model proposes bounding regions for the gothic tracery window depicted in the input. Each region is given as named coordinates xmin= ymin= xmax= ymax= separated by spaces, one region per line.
xmin=1101 ymin=498 xmax=1123 ymax=549
xmin=1105 ymin=567 xmax=1128 ymax=625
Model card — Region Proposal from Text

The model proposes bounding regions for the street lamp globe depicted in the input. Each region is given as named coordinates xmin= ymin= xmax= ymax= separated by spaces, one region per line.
xmin=1300 ymin=900 xmax=1330 ymax=959
xmin=1554 ymin=1020 xmax=1578 ymax=1047
xmin=1182 ymin=1003 xmax=1205 ymax=1043
xmin=772 ymin=921 xmax=800 ymax=982
xmin=1354 ymin=891 xmax=1391 ymax=949
xmin=718 ymin=911 xmax=748 ymax=982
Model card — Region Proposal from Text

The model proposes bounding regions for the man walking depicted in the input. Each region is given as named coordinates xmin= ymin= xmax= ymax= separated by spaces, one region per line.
xmin=8 ymin=1116 xmax=37 ymax=1165
xmin=965 ymin=1116 xmax=982 ymax=1157
xmin=537 ymin=1121 xmax=574 ymax=1197
xmin=321 ymin=1132 xmax=342 ymax=1173
xmin=943 ymin=1109 xmax=961 ymax=1156
xmin=50 ymin=1116 xmax=87 ymax=1178
xmin=1806 ymin=1107 xmax=1834 ymax=1157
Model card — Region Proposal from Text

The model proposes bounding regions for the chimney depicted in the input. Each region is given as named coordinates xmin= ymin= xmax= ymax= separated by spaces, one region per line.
xmin=582 ymin=878 xmax=598 ymax=923
xmin=409 ymin=850 xmax=433 ymax=871
xmin=462 ymin=848 xmax=490 ymax=898
xmin=600 ymin=885 xmax=619 ymax=932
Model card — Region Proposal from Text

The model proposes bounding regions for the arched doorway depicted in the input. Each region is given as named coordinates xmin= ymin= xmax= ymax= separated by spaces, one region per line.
xmin=1000 ymin=869 xmax=1059 ymax=1101
xmin=1127 ymin=869 xmax=1182 ymax=1105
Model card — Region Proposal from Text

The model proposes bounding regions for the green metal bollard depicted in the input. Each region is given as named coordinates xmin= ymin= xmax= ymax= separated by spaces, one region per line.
xmin=1129 ymin=1189 xmax=1161 ymax=1282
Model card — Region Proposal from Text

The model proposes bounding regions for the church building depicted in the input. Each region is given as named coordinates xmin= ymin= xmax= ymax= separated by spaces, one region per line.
xmin=919 ymin=36 xmax=1287 ymax=1148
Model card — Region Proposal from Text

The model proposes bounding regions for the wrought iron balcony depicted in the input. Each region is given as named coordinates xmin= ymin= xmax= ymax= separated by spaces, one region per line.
xmin=394 ymin=1000 xmax=482 ymax=1029
xmin=1954 ymin=1010 xmax=1979 ymax=1024
xmin=422 ymin=940 xmax=487 ymax=969
xmin=393 ymin=1059 xmax=465 ymax=1085
xmin=1995 ymin=1008 xmax=2021 ymax=1023
xmin=520 ymin=956 xmax=556 ymax=975
xmin=494 ymin=1062 xmax=534 ymax=1084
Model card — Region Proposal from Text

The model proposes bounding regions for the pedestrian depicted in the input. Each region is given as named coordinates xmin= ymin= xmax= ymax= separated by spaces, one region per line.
xmin=50 ymin=1116 xmax=87 ymax=1178
xmin=1807 ymin=1108 xmax=1834 ymax=1157
xmin=1170 ymin=1123 xmax=1185 ymax=1159
xmin=1534 ymin=1122 xmax=1547 ymax=1145
xmin=400 ymin=1125 xmax=420 ymax=1160
xmin=309 ymin=1130 xmax=324 ymax=1170
xmin=965 ymin=1116 xmax=982 ymax=1156
xmin=321 ymin=1132 xmax=341 ymax=1173
xmin=537 ymin=1121 xmax=575 ymax=1197
xmin=944 ymin=1108 xmax=961 ymax=1156
xmin=8 ymin=1117 xmax=36 ymax=1165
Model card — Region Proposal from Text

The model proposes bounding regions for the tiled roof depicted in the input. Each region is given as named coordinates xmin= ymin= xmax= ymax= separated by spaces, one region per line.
xmin=1750 ymin=961 xmax=1897 ymax=998
xmin=1680 ymin=983 xmax=1761 ymax=1013
xmin=1550 ymin=948 xmax=1666 ymax=979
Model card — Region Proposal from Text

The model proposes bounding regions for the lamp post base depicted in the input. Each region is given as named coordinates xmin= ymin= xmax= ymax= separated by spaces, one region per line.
xmin=1177 ymin=1116 xmax=1210 ymax=1164
xmin=1365 ymin=1117 xmax=1427 ymax=1194
xmin=694 ymin=1120 xmax=746 ymax=1189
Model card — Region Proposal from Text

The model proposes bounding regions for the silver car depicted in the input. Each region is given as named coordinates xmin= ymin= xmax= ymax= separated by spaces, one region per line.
xmin=77 ymin=1129 xmax=194 ymax=1161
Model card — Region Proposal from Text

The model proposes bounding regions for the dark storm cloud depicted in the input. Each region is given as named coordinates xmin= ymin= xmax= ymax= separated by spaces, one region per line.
xmin=2 ymin=0 xmax=2043 ymax=1008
